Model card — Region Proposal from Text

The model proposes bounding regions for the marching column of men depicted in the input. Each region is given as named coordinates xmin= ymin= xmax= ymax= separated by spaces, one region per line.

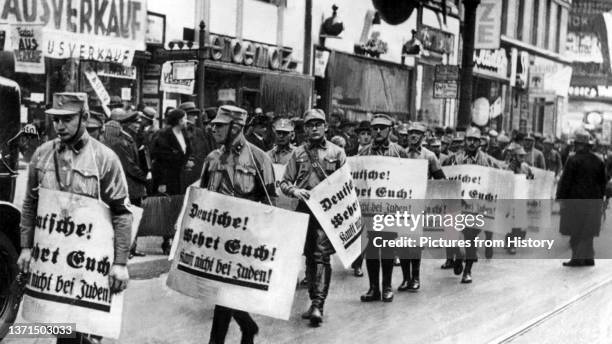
xmin=15 ymin=89 xmax=611 ymax=343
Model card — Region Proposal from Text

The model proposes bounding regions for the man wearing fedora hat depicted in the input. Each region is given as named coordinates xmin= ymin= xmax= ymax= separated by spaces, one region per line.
xmin=200 ymin=105 xmax=276 ymax=343
xmin=179 ymin=101 xmax=214 ymax=186
xmin=17 ymin=92 xmax=132 ymax=344
xmin=557 ymin=129 xmax=607 ymax=267
xmin=280 ymin=108 xmax=346 ymax=327
xmin=104 ymin=108 xmax=150 ymax=259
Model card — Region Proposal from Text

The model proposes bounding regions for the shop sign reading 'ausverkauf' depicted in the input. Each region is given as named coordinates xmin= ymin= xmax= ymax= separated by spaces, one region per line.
xmin=0 ymin=0 xmax=147 ymax=66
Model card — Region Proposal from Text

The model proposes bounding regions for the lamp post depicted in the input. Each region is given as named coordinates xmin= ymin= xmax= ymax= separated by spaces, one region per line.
xmin=457 ymin=0 xmax=480 ymax=130
xmin=197 ymin=21 xmax=207 ymax=110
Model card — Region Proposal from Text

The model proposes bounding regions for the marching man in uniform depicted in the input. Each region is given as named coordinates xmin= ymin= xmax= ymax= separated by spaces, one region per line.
xmin=199 ymin=105 xmax=277 ymax=344
xmin=17 ymin=93 xmax=132 ymax=344
xmin=268 ymin=118 xmax=296 ymax=165
xmin=358 ymin=114 xmax=407 ymax=303
xmin=280 ymin=109 xmax=346 ymax=327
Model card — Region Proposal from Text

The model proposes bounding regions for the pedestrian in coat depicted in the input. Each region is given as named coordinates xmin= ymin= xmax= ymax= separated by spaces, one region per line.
xmin=557 ymin=129 xmax=607 ymax=267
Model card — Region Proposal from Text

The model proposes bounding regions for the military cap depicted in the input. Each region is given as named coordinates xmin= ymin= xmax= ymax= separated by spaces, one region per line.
xmin=396 ymin=123 xmax=409 ymax=135
xmin=533 ymin=132 xmax=543 ymax=140
xmin=488 ymin=129 xmax=498 ymax=137
xmin=508 ymin=142 xmax=526 ymax=155
xmin=212 ymin=105 xmax=248 ymax=126
xmin=465 ymin=127 xmax=482 ymax=139
xmin=429 ymin=138 xmax=441 ymax=147
xmin=408 ymin=122 xmax=427 ymax=133
xmin=497 ymin=134 xmax=510 ymax=144
xmin=140 ymin=107 xmax=156 ymax=121
xmin=303 ymin=109 xmax=326 ymax=124
xmin=371 ymin=114 xmax=394 ymax=127
xmin=274 ymin=118 xmax=294 ymax=132
xmin=573 ymin=129 xmax=591 ymax=144
xmin=179 ymin=101 xmax=201 ymax=115
xmin=543 ymin=135 xmax=554 ymax=144
xmin=356 ymin=121 xmax=372 ymax=133
xmin=85 ymin=114 xmax=104 ymax=129
xmin=45 ymin=92 xmax=88 ymax=116
xmin=112 ymin=108 xmax=139 ymax=123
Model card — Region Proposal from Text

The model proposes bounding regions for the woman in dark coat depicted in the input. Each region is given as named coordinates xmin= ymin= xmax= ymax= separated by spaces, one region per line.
xmin=557 ymin=130 xmax=607 ymax=267
xmin=151 ymin=109 xmax=192 ymax=253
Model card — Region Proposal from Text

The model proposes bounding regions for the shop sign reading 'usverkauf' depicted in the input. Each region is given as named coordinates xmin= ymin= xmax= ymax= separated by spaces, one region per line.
xmin=0 ymin=0 xmax=147 ymax=66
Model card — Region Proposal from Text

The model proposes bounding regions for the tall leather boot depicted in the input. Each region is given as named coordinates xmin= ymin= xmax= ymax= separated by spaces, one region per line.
xmin=381 ymin=258 xmax=394 ymax=301
xmin=310 ymin=263 xmax=331 ymax=326
xmin=408 ymin=259 xmax=420 ymax=291
xmin=301 ymin=257 xmax=317 ymax=319
xmin=361 ymin=258 xmax=381 ymax=302
xmin=398 ymin=259 xmax=411 ymax=291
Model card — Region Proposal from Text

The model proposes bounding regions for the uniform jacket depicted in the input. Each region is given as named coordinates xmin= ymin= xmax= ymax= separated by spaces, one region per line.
xmin=20 ymin=131 xmax=132 ymax=265
xmin=268 ymin=144 xmax=296 ymax=165
xmin=200 ymin=133 xmax=276 ymax=204
xmin=442 ymin=149 xmax=497 ymax=168
xmin=524 ymin=148 xmax=547 ymax=169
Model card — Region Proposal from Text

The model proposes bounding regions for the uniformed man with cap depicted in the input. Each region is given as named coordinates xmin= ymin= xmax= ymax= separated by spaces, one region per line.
xmin=17 ymin=93 xmax=131 ymax=344
xmin=442 ymin=127 xmax=500 ymax=283
xmin=504 ymin=142 xmax=534 ymax=254
xmin=523 ymin=133 xmax=546 ymax=169
xmin=398 ymin=122 xmax=445 ymax=291
xmin=543 ymin=135 xmax=563 ymax=176
xmin=449 ymin=132 xmax=465 ymax=153
xmin=280 ymin=108 xmax=346 ymax=326
xmin=268 ymin=118 xmax=296 ymax=164
xmin=428 ymin=138 xmax=447 ymax=162
xmin=396 ymin=123 xmax=410 ymax=149
xmin=358 ymin=114 xmax=406 ymax=303
xmin=200 ymin=105 xmax=277 ymax=344
xmin=85 ymin=110 xmax=105 ymax=140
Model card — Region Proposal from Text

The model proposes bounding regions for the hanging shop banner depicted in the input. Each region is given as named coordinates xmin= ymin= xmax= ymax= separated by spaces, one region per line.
xmin=0 ymin=0 xmax=147 ymax=66
xmin=84 ymin=67 xmax=111 ymax=116
xmin=347 ymin=156 xmax=428 ymax=216
xmin=474 ymin=0 xmax=502 ymax=49
xmin=305 ymin=164 xmax=363 ymax=268
xmin=166 ymin=187 xmax=308 ymax=320
xmin=272 ymin=164 xmax=298 ymax=210
xmin=159 ymin=61 xmax=196 ymax=95
xmin=20 ymin=188 xmax=124 ymax=338
xmin=10 ymin=24 xmax=44 ymax=74
xmin=442 ymin=165 xmax=514 ymax=234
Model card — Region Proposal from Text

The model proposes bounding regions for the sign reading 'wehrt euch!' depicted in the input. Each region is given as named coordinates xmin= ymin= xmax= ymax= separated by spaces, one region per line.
xmin=0 ymin=0 xmax=147 ymax=66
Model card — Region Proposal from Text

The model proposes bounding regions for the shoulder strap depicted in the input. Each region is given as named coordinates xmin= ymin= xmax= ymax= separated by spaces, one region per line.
xmin=304 ymin=146 xmax=328 ymax=181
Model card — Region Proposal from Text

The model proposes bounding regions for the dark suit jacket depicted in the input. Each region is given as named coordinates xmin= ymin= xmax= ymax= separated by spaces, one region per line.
xmin=151 ymin=127 xmax=192 ymax=195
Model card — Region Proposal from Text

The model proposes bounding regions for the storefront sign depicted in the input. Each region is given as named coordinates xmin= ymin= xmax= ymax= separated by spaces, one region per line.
xmin=207 ymin=33 xmax=296 ymax=71
xmin=143 ymin=79 xmax=159 ymax=95
xmin=160 ymin=61 xmax=196 ymax=95
xmin=510 ymin=49 xmax=529 ymax=89
xmin=474 ymin=0 xmax=502 ymax=49
xmin=0 ymin=0 xmax=147 ymax=66
xmin=418 ymin=26 xmax=454 ymax=55
xmin=433 ymin=80 xmax=458 ymax=99
xmin=172 ymin=61 xmax=195 ymax=80
xmin=218 ymin=88 xmax=236 ymax=102
xmin=473 ymin=48 xmax=508 ymax=80
xmin=435 ymin=65 xmax=459 ymax=81
xmin=96 ymin=64 xmax=137 ymax=80
xmin=10 ymin=24 xmax=44 ymax=74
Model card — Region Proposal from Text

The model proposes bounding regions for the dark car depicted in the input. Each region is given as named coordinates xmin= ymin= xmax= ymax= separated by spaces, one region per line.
xmin=0 ymin=76 xmax=24 ymax=339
